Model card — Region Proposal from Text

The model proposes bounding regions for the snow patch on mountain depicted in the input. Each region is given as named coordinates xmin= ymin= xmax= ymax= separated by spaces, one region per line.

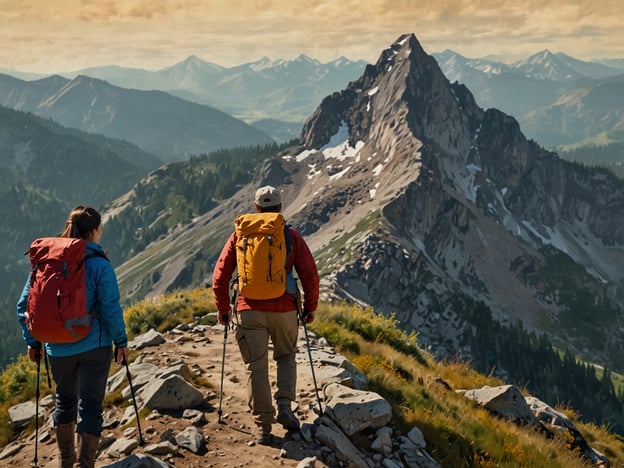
xmin=329 ymin=166 xmax=351 ymax=181
xmin=323 ymin=140 xmax=365 ymax=161
xmin=292 ymin=149 xmax=314 ymax=162
xmin=321 ymin=121 xmax=349 ymax=150
xmin=319 ymin=121 xmax=365 ymax=161
xmin=453 ymin=163 xmax=481 ymax=203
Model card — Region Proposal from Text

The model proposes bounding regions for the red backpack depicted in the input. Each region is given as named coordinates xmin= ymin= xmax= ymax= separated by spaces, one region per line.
xmin=26 ymin=237 xmax=106 ymax=343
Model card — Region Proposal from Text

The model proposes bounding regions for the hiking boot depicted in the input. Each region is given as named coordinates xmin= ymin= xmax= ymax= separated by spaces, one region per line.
xmin=276 ymin=398 xmax=300 ymax=431
xmin=55 ymin=421 xmax=76 ymax=468
xmin=77 ymin=432 xmax=100 ymax=468
xmin=255 ymin=425 xmax=272 ymax=445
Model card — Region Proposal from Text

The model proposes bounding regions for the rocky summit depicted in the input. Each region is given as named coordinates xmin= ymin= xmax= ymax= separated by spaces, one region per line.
xmin=115 ymin=33 xmax=624 ymax=374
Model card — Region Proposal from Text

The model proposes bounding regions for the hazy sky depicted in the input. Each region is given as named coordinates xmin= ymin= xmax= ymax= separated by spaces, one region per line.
xmin=2 ymin=0 xmax=623 ymax=73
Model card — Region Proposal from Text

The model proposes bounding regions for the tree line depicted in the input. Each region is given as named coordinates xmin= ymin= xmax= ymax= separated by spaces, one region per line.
xmin=560 ymin=142 xmax=624 ymax=179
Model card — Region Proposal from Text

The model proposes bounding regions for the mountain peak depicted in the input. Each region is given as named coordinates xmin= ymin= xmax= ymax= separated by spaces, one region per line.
xmin=166 ymin=55 xmax=224 ymax=74
xmin=301 ymin=33 xmax=470 ymax=152
xmin=513 ymin=49 xmax=558 ymax=67
xmin=436 ymin=48 xmax=466 ymax=61
xmin=330 ymin=56 xmax=355 ymax=67
xmin=534 ymin=48 xmax=555 ymax=58
xmin=182 ymin=54 xmax=205 ymax=65
xmin=380 ymin=33 xmax=427 ymax=61
xmin=513 ymin=48 xmax=584 ymax=80
xmin=294 ymin=53 xmax=318 ymax=64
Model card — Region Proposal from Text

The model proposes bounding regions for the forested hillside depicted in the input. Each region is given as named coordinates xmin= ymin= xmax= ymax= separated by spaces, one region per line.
xmin=559 ymin=142 xmax=624 ymax=179
xmin=453 ymin=294 xmax=624 ymax=435
xmin=0 ymin=106 xmax=160 ymax=370
xmin=103 ymin=141 xmax=292 ymax=265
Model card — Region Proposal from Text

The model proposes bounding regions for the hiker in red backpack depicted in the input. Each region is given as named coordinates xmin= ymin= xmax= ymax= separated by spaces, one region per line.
xmin=17 ymin=205 xmax=129 ymax=468
xmin=212 ymin=185 xmax=319 ymax=445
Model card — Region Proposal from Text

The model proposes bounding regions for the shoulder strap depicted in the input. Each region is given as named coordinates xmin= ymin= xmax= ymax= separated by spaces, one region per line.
xmin=285 ymin=224 xmax=293 ymax=269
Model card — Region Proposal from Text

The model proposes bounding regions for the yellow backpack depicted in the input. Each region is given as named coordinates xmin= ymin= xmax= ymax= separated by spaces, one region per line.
xmin=235 ymin=212 xmax=289 ymax=300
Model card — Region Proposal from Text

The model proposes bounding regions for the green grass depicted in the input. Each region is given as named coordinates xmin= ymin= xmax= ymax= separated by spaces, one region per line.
xmin=124 ymin=288 xmax=217 ymax=338
xmin=310 ymin=303 xmax=624 ymax=468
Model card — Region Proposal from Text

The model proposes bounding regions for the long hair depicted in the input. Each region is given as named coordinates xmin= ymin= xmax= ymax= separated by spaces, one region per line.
xmin=59 ymin=206 xmax=101 ymax=240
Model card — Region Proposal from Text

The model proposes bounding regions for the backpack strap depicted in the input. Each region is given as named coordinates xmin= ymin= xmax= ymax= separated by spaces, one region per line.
xmin=284 ymin=225 xmax=298 ymax=296
xmin=285 ymin=224 xmax=292 ymax=269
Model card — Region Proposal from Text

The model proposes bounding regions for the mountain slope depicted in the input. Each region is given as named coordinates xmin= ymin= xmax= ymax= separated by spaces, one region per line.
xmin=109 ymin=34 xmax=624 ymax=381
xmin=555 ymin=52 xmax=623 ymax=79
xmin=519 ymin=80 xmax=624 ymax=147
xmin=0 ymin=74 xmax=274 ymax=161
xmin=0 ymin=105 xmax=159 ymax=210
xmin=512 ymin=50 xmax=587 ymax=81
xmin=2 ymin=292 xmax=622 ymax=467
xmin=433 ymin=50 xmax=624 ymax=149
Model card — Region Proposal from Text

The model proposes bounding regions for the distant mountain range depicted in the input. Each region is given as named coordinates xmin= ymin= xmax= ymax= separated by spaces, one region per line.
xmin=0 ymin=55 xmax=368 ymax=143
xmin=63 ymin=55 xmax=368 ymax=122
xmin=0 ymin=73 xmax=273 ymax=161
xmin=2 ymin=50 xmax=624 ymax=151
xmin=433 ymin=49 xmax=624 ymax=150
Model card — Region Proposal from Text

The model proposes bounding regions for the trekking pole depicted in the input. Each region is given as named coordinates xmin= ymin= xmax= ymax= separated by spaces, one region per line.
xmin=117 ymin=348 xmax=145 ymax=446
xmin=33 ymin=349 xmax=41 ymax=467
xmin=295 ymin=280 xmax=323 ymax=416
xmin=218 ymin=285 xmax=237 ymax=424
xmin=217 ymin=321 xmax=228 ymax=424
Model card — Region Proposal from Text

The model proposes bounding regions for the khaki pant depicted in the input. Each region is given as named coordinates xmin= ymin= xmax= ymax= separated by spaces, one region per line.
xmin=236 ymin=310 xmax=298 ymax=427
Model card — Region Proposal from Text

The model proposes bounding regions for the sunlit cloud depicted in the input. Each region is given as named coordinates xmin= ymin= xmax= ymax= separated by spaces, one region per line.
xmin=1 ymin=0 xmax=623 ymax=73
xmin=77 ymin=0 xmax=170 ymax=21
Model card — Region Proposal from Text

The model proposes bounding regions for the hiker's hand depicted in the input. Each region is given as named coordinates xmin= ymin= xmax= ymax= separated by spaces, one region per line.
xmin=27 ymin=345 xmax=42 ymax=363
xmin=303 ymin=309 xmax=315 ymax=324
xmin=115 ymin=346 xmax=129 ymax=366
xmin=218 ymin=310 xmax=231 ymax=326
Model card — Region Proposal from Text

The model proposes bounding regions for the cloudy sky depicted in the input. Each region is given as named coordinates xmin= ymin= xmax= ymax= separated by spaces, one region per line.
xmin=2 ymin=0 xmax=623 ymax=73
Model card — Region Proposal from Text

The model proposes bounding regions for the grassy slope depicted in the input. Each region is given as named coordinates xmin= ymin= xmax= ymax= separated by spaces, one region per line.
xmin=0 ymin=288 xmax=623 ymax=467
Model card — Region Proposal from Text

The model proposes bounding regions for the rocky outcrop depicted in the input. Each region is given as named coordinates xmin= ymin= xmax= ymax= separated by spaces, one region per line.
xmin=460 ymin=385 xmax=610 ymax=467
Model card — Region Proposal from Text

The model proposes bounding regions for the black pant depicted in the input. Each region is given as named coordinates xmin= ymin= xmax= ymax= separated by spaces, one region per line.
xmin=48 ymin=346 xmax=112 ymax=436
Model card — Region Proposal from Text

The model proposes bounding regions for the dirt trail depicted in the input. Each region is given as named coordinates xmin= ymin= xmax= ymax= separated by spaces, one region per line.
xmin=4 ymin=323 xmax=327 ymax=467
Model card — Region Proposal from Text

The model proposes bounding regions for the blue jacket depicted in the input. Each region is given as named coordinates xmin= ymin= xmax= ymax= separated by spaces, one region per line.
xmin=17 ymin=241 xmax=128 ymax=357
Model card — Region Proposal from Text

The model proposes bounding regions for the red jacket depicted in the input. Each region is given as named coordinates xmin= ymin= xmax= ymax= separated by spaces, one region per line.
xmin=212 ymin=226 xmax=319 ymax=315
